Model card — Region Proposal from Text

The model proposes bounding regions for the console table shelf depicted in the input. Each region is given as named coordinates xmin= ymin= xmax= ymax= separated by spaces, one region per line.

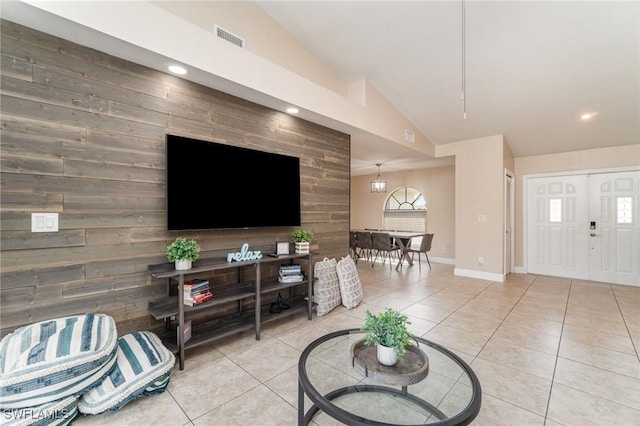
xmin=261 ymin=278 xmax=307 ymax=294
xmin=148 ymin=252 xmax=314 ymax=370
xmin=148 ymin=283 xmax=256 ymax=321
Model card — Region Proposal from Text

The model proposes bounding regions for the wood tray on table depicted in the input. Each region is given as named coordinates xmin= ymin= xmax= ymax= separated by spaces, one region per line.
xmin=350 ymin=339 xmax=429 ymax=386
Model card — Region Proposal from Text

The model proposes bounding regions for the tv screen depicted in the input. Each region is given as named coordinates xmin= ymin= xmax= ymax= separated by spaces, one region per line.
xmin=166 ymin=134 xmax=301 ymax=230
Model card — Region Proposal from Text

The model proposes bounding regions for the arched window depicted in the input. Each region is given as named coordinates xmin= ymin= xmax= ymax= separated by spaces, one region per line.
xmin=383 ymin=187 xmax=427 ymax=231
xmin=385 ymin=187 xmax=427 ymax=210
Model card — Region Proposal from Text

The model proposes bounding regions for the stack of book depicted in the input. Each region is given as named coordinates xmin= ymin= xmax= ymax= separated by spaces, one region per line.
xmin=183 ymin=279 xmax=213 ymax=306
xmin=279 ymin=264 xmax=304 ymax=283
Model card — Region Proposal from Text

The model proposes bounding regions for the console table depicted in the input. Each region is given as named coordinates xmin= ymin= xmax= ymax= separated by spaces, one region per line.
xmin=148 ymin=253 xmax=313 ymax=370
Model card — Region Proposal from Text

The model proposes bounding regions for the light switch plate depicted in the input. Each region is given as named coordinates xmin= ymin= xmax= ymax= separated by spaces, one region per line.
xmin=32 ymin=213 xmax=59 ymax=232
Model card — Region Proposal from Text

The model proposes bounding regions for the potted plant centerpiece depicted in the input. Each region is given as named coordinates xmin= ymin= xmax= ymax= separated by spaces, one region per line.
xmin=362 ymin=308 xmax=414 ymax=366
xmin=291 ymin=230 xmax=313 ymax=254
xmin=166 ymin=237 xmax=201 ymax=271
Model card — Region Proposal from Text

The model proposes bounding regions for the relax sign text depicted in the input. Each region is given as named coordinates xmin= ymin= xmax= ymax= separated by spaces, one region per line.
xmin=227 ymin=243 xmax=263 ymax=263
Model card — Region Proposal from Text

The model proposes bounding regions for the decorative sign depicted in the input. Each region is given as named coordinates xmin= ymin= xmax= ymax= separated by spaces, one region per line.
xmin=227 ymin=243 xmax=263 ymax=263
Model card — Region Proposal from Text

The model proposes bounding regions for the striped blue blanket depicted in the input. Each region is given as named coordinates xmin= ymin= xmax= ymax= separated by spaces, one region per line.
xmin=0 ymin=313 xmax=118 ymax=410
xmin=78 ymin=331 xmax=174 ymax=414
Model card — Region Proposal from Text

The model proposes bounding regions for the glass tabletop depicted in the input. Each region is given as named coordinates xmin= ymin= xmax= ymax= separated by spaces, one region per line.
xmin=298 ymin=329 xmax=481 ymax=426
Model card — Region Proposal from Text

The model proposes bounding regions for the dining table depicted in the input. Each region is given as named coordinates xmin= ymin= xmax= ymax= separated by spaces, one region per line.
xmin=352 ymin=229 xmax=427 ymax=270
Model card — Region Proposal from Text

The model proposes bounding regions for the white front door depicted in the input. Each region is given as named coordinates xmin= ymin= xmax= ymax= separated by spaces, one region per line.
xmin=589 ymin=171 xmax=640 ymax=286
xmin=526 ymin=170 xmax=640 ymax=286
xmin=527 ymin=175 xmax=590 ymax=279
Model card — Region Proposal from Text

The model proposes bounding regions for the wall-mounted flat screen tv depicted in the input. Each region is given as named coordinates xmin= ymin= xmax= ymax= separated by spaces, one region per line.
xmin=166 ymin=134 xmax=301 ymax=231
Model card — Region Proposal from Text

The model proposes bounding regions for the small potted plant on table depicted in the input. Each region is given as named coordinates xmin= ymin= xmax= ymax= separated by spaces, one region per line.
xmin=362 ymin=308 xmax=414 ymax=366
xmin=291 ymin=230 xmax=313 ymax=254
xmin=166 ymin=237 xmax=201 ymax=271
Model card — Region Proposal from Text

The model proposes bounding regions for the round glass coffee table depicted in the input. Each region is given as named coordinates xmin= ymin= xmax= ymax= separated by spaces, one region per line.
xmin=298 ymin=329 xmax=481 ymax=425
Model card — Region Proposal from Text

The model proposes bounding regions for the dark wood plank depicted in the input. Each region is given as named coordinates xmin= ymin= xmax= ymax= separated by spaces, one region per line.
xmin=0 ymin=20 xmax=350 ymax=338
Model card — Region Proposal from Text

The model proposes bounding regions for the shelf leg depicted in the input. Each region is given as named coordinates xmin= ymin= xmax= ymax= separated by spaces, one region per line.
xmin=178 ymin=273 xmax=185 ymax=370
xmin=255 ymin=263 xmax=261 ymax=340
xmin=307 ymin=253 xmax=313 ymax=320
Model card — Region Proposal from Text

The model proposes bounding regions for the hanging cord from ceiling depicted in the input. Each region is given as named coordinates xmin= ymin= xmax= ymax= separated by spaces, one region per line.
xmin=462 ymin=0 xmax=467 ymax=120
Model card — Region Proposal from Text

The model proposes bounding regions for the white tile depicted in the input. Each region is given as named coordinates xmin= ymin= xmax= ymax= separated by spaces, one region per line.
xmin=73 ymin=390 xmax=189 ymax=426
xmin=168 ymin=357 xmax=260 ymax=419
xmin=193 ymin=385 xmax=297 ymax=426
xmin=554 ymin=357 xmax=640 ymax=409
xmin=478 ymin=338 xmax=557 ymax=381
xmin=470 ymin=357 xmax=552 ymax=415
xmin=231 ymin=338 xmax=301 ymax=382
xmin=547 ymin=383 xmax=640 ymax=426
xmin=74 ymin=265 xmax=640 ymax=426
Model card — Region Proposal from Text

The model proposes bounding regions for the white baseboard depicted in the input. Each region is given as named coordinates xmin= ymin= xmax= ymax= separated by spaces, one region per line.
xmin=430 ymin=256 xmax=455 ymax=265
xmin=420 ymin=256 xmax=518 ymax=281
xmin=454 ymin=268 xmax=505 ymax=282
xmin=513 ymin=266 xmax=527 ymax=274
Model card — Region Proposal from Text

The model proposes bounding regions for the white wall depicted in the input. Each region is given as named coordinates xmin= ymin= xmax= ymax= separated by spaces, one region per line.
xmin=351 ymin=166 xmax=456 ymax=261
xmin=437 ymin=135 xmax=510 ymax=280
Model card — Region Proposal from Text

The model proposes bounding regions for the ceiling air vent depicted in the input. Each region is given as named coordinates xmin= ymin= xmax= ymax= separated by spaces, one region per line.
xmin=404 ymin=130 xmax=415 ymax=143
xmin=215 ymin=25 xmax=245 ymax=48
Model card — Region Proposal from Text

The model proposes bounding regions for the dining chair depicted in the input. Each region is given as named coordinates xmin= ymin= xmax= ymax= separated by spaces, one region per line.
xmin=371 ymin=232 xmax=400 ymax=269
xmin=405 ymin=233 xmax=434 ymax=270
xmin=349 ymin=231 xmax=359 ymax=260
xmin=355 ymin=231 xmax=373 ymax=264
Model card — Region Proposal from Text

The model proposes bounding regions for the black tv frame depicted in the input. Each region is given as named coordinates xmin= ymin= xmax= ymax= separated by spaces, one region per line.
xmin=166 ymin=134 xmax=301 ymax=231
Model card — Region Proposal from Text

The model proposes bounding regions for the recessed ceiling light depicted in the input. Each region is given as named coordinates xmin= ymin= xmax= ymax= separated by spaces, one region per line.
xmin=168 ymin=65 xmax=187 ymax=75
xmin=286 ymin=107 xmax=299 ymax=114
xmin=580 ymin=112 xmax=598 ymax=121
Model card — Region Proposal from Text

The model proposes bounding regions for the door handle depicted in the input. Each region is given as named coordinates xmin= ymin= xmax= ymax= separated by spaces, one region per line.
xmin=590 ymin=233 xmax=601 ymax=237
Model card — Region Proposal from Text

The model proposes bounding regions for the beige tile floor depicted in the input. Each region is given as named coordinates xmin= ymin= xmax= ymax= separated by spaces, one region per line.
xmin=74 ymin=261 xmax=640 ymax=425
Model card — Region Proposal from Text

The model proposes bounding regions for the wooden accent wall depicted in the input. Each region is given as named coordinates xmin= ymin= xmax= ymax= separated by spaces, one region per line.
xmin=0 ymin=21 xmax=350 ymax=337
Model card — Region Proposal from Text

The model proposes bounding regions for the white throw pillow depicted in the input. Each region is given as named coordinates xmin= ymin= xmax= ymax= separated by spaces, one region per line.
xmin=336 ymin=255 xmax=363 ymax=309
xmin=313 ymin=257 xmax=341 ymax=316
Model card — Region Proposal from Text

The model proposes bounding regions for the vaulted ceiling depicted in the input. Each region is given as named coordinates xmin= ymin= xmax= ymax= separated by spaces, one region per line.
xmin=256 ymin=1 xmax=639 ymax=174
xmin=2 ymin=1 xmax=638 ymax=176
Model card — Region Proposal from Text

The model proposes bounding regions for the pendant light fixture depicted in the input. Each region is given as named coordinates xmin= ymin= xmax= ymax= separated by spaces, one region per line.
xmin=370 ymin=163 xmax=387 ymax=193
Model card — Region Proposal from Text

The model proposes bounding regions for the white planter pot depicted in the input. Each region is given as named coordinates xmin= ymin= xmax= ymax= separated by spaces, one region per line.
xmin=376 ymin=344 xmax=398 ymax=366
xmin=175 ymin=260 xmax=192 ymax=271
xmin=295 ymin=242 xmax=310 ymax=253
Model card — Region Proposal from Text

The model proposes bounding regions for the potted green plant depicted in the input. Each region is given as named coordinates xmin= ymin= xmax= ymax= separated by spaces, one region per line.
xmin=291 ymin=230 xmax=313 ymax=253
xmin=166 ymin=237 xmax=201 ymax=270
xmin=361 ymin=308 xmax=414 ymax=366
